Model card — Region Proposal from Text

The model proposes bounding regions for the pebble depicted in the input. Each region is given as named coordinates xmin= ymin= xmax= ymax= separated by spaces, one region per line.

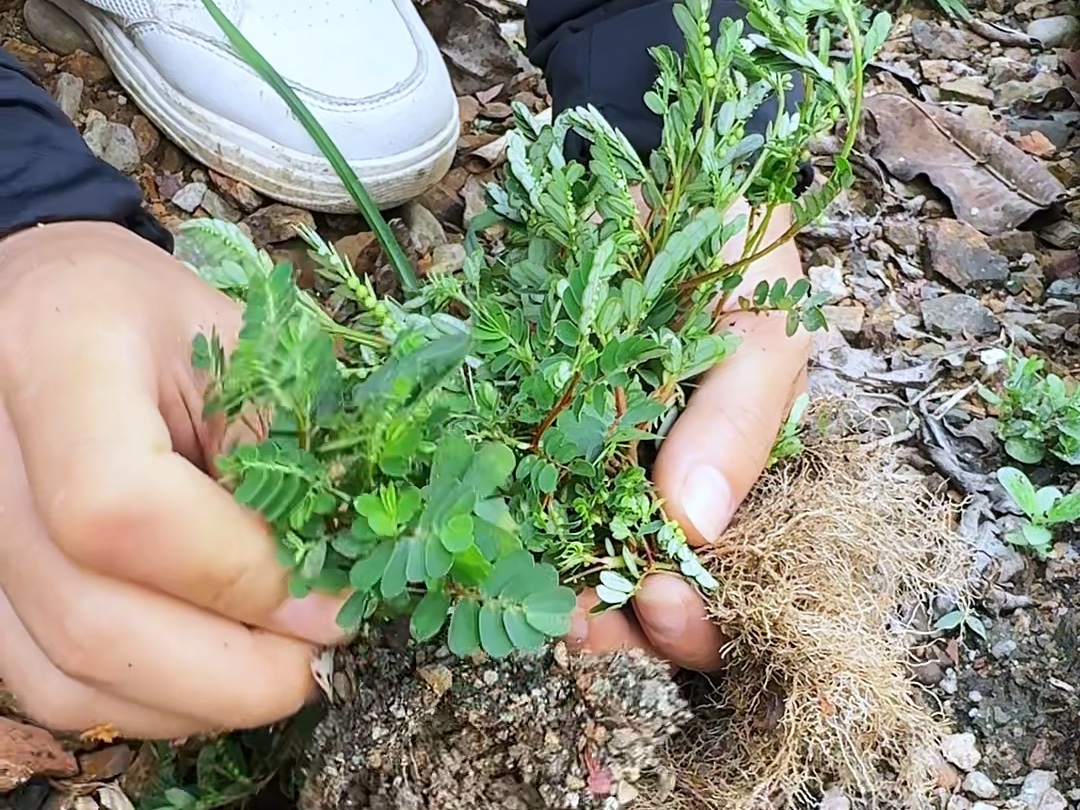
xmin=941 ymin=732 xmax=982 ymax=771
xmin=102 ymin=123 xmax=140 ymax=173
xmin=23 ymin=0 xmax=99 ymax=56
xmin=939 ymin=77 xmax=995 ymax=106
xmin=822 ymin=304 xmax=865 ymax=338
xmin=242 ymin=203 xmax=316 ymax=245
xmin=991 ymin=638 xmax=1018 ymax=659
xmin=962 ymin=771 xmax=998 ymax=799
xmin=1026 ymin=15 xmax=1080 ymax=48
xmin=403 ymin=200 xmax=448 ymax=254
xmin=52 ymin=71 xmax=83 ymax=120
xmin=209 ymin=170 xmax=264 ymax=213
xmin=808 ymin=262 xmax=849 ymax=303
xmin=818 ymin=787 xmax=850 ymax=810
xmin=77 ymin=745 xmax=133 ymax=781
xmin=429 ymin=242 xmax=467 ymax=275
xmin=131 ymin=115 xmax=160 ymax=157
xmin=925 ymin=219 xmax=1009 ymax=292
xmin=920 ymin=294 xmax=999 ymax=338
xmin=60 ymin=50 xmax=111 ymax=83
xmin=970 ymin=804 xmax=997 ymax=810
xmin=200 ymin=189 xmax=242 ymax=222
xmin=171 ymin=182 xmax=207 ymax=214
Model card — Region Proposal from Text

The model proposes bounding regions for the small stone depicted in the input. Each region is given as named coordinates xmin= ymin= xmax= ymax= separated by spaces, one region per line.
xmin=808 ymin=262 xmax=849 ymax=303
xmin=1048 ymin=279 xmax=1080 ymax=299
xmin=171 ymin=182 xmax=207 ymax=214
xmin=962 ymin=771 xmax=998 ymax=799
xmin=200 ymin=189 xmax=241 ymax=222
xmin=403 ymin=200 xmax=447 ymax=254
xmin=921 ymin=59 xmax=953 ymax=83
xmin=946 ymin=797 xmax=971 ymax=810
xmin=819 ymin=787 xmax=850 ymax=810
xmin=910 ymin=659 xmax=944 ymax=686
xmin=416 ymin=664 xmax=453 ymax=697
xmin=60 ymin=50 xmax=111 ymax=84
xmin=23 ymin=0 xmax=99 ymax=56
xmin=970 ymin=804 xmax=997 ymax=810
xmin=995 ymin=72 xmax=1064 ymax=107
xmin=990 ymin=638 xmax=1018 ymax=659
xmin=209 ymin=171 xmax=264 ymax=213
xmin=73 ymin=798 xmax=97 ymax=810
xmin=939 ymin=77 xmax=995 ymax=106
xmin=77 ymin=745 xmax=134 ymax=782
xmin=940 ymin=732 xmax=982 ymax=771
xmin=987 ymin=229 xmax=1040 ymax=260
xmin=615 ymin=781 xmax=639 ymax=804
xmin=0 ymin=717 xmax=78 ymax=791
xmin=130 ymin=115 xmax=160 ymax=158
xmin=52 ymin=72 xmax=83 ymax=120
xmin=1019 ymin=771 xmax=1058 ymax=805
xmin=101 ymin=123 xmax=140 ymax=174
xmin=242 ymin=204 xmax=316 ymax=245
xmin=428 ymin=243 xmax=467 ymax=275
xmin=821 ymin=304 xmax=864 ymax=338
xmin=81 ymin=109 xmax=110 ymax=157
xmin=921 ymin=294 xmax=998 ymax=338
xmin=911 ymin=20 xmax=970 ymax=59
xmin=1027 ymin=16 xmax=1080 ymax=48
xmin=925 ymin=219 xmax=1009 ymax=291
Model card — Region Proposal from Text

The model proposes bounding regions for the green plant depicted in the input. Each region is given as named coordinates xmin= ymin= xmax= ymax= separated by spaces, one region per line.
xmin=182 ymin=0 xmax=887 ymax=657
xmin=980 ymin=353 xmax=1080 ymax=466
xmin=996 ymin=466 xmax=1080 ymax=559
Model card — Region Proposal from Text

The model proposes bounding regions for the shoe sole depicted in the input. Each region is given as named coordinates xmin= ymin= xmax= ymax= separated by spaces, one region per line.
xmin=46 ymin=0 xmax=458 ymax=212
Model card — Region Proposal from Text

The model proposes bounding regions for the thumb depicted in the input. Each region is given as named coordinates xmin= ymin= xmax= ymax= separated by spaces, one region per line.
xmin=653 ymin=307 xmax=808 ymax=546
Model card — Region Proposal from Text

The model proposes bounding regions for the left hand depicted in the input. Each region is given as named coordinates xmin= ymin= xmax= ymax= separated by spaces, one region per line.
xmin=566 ymin=201 xmax=810 ymax=672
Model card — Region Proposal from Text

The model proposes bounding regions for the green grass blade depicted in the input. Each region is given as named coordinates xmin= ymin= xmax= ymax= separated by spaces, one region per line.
xmin=199 ymin=0 xmax=419 ymax=294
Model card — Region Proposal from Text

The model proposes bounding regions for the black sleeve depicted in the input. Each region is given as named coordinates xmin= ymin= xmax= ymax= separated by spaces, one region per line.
xmin=525 ymin=0 xmax=801 ymax=164
xmin=0 ymin=47 xmax=172 ymax=251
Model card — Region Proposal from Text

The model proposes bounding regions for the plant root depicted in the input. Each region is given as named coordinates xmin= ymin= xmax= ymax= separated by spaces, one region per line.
xmin=635 ymin=399 xmax=970 ymax=810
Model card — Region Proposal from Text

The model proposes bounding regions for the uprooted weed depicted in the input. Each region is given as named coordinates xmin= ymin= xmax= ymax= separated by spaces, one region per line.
xmin=638 ymin=402 xmax=970 ymax=810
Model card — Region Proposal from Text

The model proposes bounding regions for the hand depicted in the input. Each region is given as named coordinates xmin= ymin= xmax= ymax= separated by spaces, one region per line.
xmin=0 ymin=222 xmax=348 ymax=739
xmin=567 ymin=201 xmax=810 ymax=672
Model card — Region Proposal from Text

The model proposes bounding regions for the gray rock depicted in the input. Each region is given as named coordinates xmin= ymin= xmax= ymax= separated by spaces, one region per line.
xmin=921 ymin=294 xmax=998 ymax=338
xmin=911 ymin=20 xmax=970 ymax=59
xmin=970 ymin=804 xmax=997 ymax=810
xmin=101 ymin=123 xmax=140 ymax=174
xmin=430 ymin=243 xmax=467 ymax=275
xmin=52 ymin=72 xmax=83 ymax=121
xmin=23 ymin=0 xmax=98 ymax=56
xmin=1007 ymin=118 xmax=1073 ymax=149
xmin=990 ymin=638 xmax=1018 ymax=659
xmin=200 ymin=189 xmax=242 ymax=222
xmin=172 ymin=182 xmax=207 ymax=214
xmin=81 ymin=110 xmax=111 ymax=159
xmin=925 ymin=219 xmax=1009 ymax=291
xmin=1047 ymin=279 xmax=1080 ymax=299
xmin=403 ymin=200 xmax=448 ymax=254
xmin=947 ymin=796 xmax=971 ymax=810
xmin=809 ymin=262 xmax=849 ymax=303
xmin=821 ymin=304 xmax=864 ymax=339
xmin=962 ymin=771 xmax=998 ymax=799
xmin=818 ymin=787 xmax=850 ymax=810
xmin=940 ymin=732 xmax=982 ymax=771
xmin=939 ymin=77 xmax=995 ymax=106
xmin=1019 ymin=771 xmax=1060 ymax=808
xmin=1027 ymin=16 xmax=1080 ymax=48
xmin=995 ymin=72 xmax=1064 ymax=107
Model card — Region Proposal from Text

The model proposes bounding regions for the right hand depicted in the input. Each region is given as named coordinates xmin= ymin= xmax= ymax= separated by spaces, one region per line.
xmin=0 ymin=222 xmax=349 ymax=739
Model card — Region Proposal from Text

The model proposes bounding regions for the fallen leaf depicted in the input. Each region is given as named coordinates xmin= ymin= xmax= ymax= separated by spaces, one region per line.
xmin=1016 ymin=130 xmax=1056 ymax=158
xmin=866 ymin=92 xmax=1066 ymax=235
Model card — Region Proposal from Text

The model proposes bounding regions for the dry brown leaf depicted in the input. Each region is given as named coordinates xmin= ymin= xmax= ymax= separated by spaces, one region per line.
xmin=866 ymin=92 xmax=1066 ymax=235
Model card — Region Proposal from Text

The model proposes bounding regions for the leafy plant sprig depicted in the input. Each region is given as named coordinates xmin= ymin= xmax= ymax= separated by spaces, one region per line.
xmin=996 ymin=466 xmax=1080 ymax=559
xmin=980 ymin=353 xmax=1080 ymax=467
xmin=185 ymin=0 xmax=889 ymax=656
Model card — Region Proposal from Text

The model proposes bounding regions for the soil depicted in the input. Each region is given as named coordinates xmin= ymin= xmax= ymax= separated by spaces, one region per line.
xmin=1 ymin=0 xmax=1079 ymax=808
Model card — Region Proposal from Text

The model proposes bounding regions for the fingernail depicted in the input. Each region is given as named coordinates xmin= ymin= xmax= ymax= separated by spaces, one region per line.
xmin=635 ymin=585 xmax=687 ymax=639
xmin=568 ymin=607 xmax=590 ymax=647
xmin=681 ymin=464 xmax=733 ymax=543
xmin=271 ymin=593 xmax=350 ymax=645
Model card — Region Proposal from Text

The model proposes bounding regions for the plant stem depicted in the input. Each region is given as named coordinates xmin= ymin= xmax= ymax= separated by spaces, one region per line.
xmin=198 ymin=0 xmax=419 ymax=295
xmin=531 ymin=371 xmax=582 ymax=451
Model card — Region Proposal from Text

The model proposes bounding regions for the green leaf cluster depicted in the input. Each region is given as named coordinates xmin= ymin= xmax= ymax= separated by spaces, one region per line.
xmin=996 ymin=466 xmax=1080 ymax=559
xmin=980 ymin=354 xmax=1080 ymax=466
xmin=180 ymin=0 xmax=882 ymax=656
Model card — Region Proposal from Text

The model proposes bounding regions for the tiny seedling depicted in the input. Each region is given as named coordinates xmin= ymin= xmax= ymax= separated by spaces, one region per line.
xmin=980 ymin=353 xmax=1080 ymax=467
xmin=181 ymin=0 xmax=890 ymax=658
xmin=996 ymin=466 xmax=1080 ymax=559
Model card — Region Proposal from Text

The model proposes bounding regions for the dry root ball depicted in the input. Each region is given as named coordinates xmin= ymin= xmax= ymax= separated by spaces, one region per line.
xmin=300 ymin=639 xmax=688 ymax=810
xmin=639 ymin=403 xmax=970 ymax=810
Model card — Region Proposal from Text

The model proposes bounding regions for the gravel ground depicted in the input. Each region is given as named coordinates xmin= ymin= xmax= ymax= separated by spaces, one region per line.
xmin=0 ymin=0 xmax=1078 ymax=806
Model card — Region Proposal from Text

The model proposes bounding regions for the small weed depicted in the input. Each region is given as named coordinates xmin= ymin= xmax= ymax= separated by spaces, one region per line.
xmin=996 ymin=466 xmax=1080 ymax=559
xmin=980 ymin=353 xmax=1080 ymax=466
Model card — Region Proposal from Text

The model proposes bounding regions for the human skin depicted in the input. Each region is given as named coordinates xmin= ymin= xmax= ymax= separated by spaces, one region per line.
xmin=0 ymin=210 xmax=806 ymax=736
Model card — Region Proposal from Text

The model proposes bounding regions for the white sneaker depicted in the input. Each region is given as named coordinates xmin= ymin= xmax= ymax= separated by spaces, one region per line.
xmin=47 ymin=0 xmax=459 ymax=211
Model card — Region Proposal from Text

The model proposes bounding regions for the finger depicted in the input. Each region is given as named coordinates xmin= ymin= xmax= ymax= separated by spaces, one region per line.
xmin=567 ymin=589 xmax=653 ymax=656
xmin=0 ymin=589 xmax=206 ymax=740
xmin=633 ymin=573 xmax=726 ymax=672
xmin=1 ymin=320 xmax=346 ymax=645
xmin=0 ymin=408 xmax=318 ymax=729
